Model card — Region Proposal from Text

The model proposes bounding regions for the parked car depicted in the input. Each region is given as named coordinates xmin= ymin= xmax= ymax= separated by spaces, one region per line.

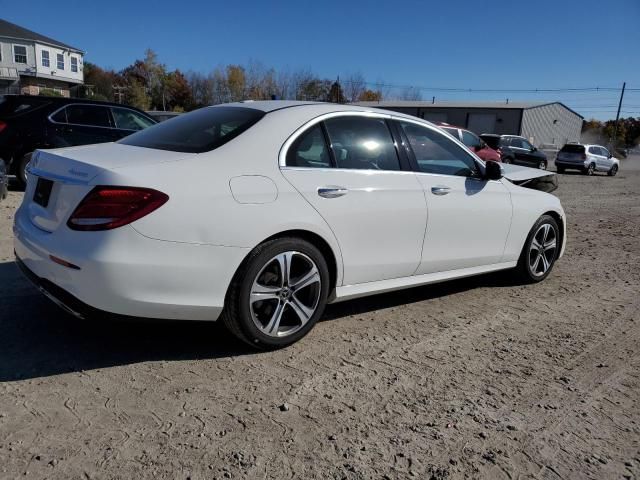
xmin=14 ymin=101 xmax=566 ymax=349
xmin=0 ymin=95 xmax=156 ymax=186
xmin=146 ymin=111 xmax=183 ymax=122
xmin=480 ymin=134 xmax=548 ymax=170
xmin=439 ymin=125 xmax=501 ymax=162
xmin=555 ymin=143 xmax=619 ymax=176
xmin=0 ymin=157 xmax=8 ymax=201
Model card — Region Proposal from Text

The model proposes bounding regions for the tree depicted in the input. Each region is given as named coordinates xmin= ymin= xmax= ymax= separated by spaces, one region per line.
xmin=343 ymin=72 xmax=366 ymax=103
xmin=83 ymin=62 xmax=120 ymax=101
xmin=164 ymin=69 xmax=194 ymax=111
xmin=327 ymin=78 xmax=346 ymax=103
xmin=125 ymin=79 xmax=151 ymax=110
xmin=227 ymin=65 xmax=246 ymax=102
xmin=358 ymin=89 xmax=383 ymax=102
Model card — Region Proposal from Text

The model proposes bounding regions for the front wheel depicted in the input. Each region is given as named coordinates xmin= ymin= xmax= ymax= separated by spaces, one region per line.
xmin=502 ymin=157 xmax=512 ymax=164
xmin=514 ymin=215 xmax=560 ymax=283
xmin=608 ymin=164 xmax=618 ymax=176
xmin=538 ymin=160 xmax=547 ymax=170
xmin=556 ymin=165 xmax=565 ymax=174
xmin=221 ymin=237 xmax=330 ymax=349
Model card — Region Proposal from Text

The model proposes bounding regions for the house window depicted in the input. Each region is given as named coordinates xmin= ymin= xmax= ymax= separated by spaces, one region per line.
xmin=42 ymin=50 xmax=50 ymax=68
xmin=14 ymin=45 xmax=27 ymax=63
xmin=56 ymin=53 xmax=64 ymax=70
xmin=70 ymin=56 xmax=78 ymax=73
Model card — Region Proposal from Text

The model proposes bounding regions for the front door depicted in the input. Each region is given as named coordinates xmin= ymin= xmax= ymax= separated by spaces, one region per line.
xmin=395 ymin=119 xmax=513 ymax=274
xmin=281 ymin=115 xmax=427 ymax=285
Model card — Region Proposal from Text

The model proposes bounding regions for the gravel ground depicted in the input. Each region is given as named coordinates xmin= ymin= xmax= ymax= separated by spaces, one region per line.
xmin=0 ymin=157 xmax=639 ymax=480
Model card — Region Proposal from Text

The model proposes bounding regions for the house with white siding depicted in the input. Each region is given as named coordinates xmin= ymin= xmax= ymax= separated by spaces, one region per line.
xmin=0 ymin=18 xmax=84 ymax=97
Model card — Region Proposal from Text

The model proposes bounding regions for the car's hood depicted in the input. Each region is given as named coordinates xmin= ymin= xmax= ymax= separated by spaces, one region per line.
xmin=501 ymin=163 xmax=558 ymax=193
xmin=501 ymin=163 xmax=553 ymax=182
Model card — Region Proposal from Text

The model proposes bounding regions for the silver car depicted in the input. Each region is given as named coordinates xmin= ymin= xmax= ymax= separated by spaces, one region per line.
xmin=555 ymin=143 xmax=619 ymax=176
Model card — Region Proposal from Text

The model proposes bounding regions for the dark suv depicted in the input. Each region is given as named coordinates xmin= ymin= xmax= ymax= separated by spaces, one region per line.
xmin=0 ymin=95 xmax=156 ymax=186
xmin=480 ymin=134 xmax=548 ymax=170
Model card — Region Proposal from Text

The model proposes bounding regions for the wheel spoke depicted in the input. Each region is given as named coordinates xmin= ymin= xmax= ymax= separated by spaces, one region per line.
xmin=531 ymin=238 xmax=543 ymax=252
xmin=264 ymin=301 xmax=285 ymax=334
xmin=531 ymin=254 xmax=542 ymax=273
xmin=276 ymin=252 xmax=294 ymax=287
xmin=289 ymin=295 xmax=314 ymax=326
xmin=291 ymin=266 xmax=320 ymax=292
xmin=543 ymin=239 xmax=556 ymax=252
xmin=250 ymin=283 xmax=281 ymax=304
xmin=541 ymin=224 xmax=551 ymax=243
xmin=540 ymin=253 xmax=550 ymax=273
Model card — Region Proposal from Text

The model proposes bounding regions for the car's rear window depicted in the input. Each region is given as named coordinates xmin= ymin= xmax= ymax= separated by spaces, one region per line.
xmin=119 ymin=106 xmax=265 ymax=153
xmin=560 ymin=144 xmax=585 ymax=154
xmin=0 ymin=96 xmax=50 ymax=118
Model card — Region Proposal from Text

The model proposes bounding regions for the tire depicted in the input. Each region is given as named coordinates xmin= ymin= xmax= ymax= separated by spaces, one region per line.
xmin=584 ymin=163 xmax=595 ymax=176
xmin=538 ymin=160 xmax=547 ymax=170
xmin=16 ymin=152 xmax=33 ymax=189
xmin=608 ymin=164 xmax=618 ymax=176
xmin=514 ymin=215 xmax=560 ymax=283
xmin=502 ymin=157 xmax=512 ymax=164
xmin=221 ymin=237 xmax=330 ymax=350
xmin=556 ymin=165 xmax=565 ymax=174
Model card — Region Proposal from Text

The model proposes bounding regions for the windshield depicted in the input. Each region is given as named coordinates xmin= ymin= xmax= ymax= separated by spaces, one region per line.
xmin=119 ymin=106 xmax=265 ymax=153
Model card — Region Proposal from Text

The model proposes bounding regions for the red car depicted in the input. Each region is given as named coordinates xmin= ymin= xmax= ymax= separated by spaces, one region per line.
xmin=438 ymin=124 xmax=502 ymax=162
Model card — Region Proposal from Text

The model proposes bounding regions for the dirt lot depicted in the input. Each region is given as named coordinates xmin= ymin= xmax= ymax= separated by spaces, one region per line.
xmin=0 ymin=157 xmax=639 ymax=480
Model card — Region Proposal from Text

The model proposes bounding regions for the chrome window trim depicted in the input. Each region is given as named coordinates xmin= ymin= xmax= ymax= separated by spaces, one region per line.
xmin=48 ymin=103 xmax=151 ymax=132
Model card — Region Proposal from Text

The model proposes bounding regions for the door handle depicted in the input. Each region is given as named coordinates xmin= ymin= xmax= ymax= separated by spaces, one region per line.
xmin=318 ymin=186 xmax=348 ymax=198
xmin=431 ymin=186 xmax=451 ymax=195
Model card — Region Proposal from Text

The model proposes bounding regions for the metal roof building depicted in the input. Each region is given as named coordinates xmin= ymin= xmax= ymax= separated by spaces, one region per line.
xmin=354 ymin=100 xmax=584 ymax=148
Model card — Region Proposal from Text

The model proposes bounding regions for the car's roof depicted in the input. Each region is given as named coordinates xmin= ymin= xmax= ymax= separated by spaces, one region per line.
xmin=217 ymin=100 xmax=433 ymax=123
xmin=1 ymin=94 xmax=150 ymax=111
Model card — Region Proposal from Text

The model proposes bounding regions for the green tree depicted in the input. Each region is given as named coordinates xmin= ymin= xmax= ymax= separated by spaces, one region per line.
xmin=226 ymin=65 xmax=246 ymax=102
xmin=328 ymin=79 xmax=346 ymax=104
xmin=125 ymin=80 xmax=151 ymax=110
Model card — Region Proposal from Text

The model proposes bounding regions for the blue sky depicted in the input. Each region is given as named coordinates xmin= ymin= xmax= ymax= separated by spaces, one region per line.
xmin=3 ymin=0 xmax=639 ymax=119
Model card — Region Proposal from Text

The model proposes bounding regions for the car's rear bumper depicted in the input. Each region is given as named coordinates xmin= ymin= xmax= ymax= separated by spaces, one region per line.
xmin=13 ymin=206 xmax=250 ymax=321
xmin=555 ymin=160 xmax=587 ymax=169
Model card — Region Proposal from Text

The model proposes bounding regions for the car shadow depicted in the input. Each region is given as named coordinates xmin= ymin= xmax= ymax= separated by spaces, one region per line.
xmin=0 ymin=260 xmax=516 ymax=381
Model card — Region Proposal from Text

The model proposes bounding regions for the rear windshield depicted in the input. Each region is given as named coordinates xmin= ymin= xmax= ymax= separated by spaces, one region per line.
xmin=560 ymin=144 xmax=585 ymax=153
xmin=0 ymin=96 xmax=51 ymax=118
xmin=119 ymin=106 xmax=265 ymax=153
xmin=480 ymin=135 xmax=500 ymax=149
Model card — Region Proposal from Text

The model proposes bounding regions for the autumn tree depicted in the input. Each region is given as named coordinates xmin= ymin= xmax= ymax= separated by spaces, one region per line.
xmin=358 ymin=89 xmax=383 ymax=101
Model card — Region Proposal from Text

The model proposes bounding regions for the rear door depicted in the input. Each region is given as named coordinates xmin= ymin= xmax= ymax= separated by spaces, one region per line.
xmin=280 ymin=113 xmax=427 ymax=285
xmin=594 ymin=146 xmax=610 ymax=171
xmin=509 ymin=137 xmax=536 ymax=166
xmin=395 ymin=119 xmax=512 ymax=274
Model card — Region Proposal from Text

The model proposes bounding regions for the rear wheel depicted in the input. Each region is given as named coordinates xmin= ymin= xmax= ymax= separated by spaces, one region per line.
xmin=608 ymin=164 xmax=618 ymax=176
xmin=502 ymin=157 xmax=512 ymax=164
xmin=16 ymin=152 xmax=32 ymax=189
xmin=584 ymin=163 xmax=595 ymax=176
xmin=538 ymin=160 xmax=547 ymax=170
xmin=514 ymin=215 xmax=560 ymax=283
xmin=221 ymin=237 xmax=330 ymax=349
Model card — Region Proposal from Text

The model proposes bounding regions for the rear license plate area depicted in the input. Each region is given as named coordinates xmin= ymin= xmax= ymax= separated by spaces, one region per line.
xmin=33 ymin=178 xmax=54 ymax=207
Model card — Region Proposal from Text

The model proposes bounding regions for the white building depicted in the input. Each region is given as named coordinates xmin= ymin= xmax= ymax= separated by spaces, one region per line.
xmin=0 ymin=18 xmax=84 ymax=97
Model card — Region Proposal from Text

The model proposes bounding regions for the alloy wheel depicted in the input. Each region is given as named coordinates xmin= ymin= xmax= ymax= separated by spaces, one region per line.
xmin=249 ymin=251 xmax=321 ymax=337
xmin=587 ymin=164 xmax=595 ymax=175
xmin=528 ymin=223 xmax=557 ymax=277
xmin=539 ymin=161 xmax=547 ymax=170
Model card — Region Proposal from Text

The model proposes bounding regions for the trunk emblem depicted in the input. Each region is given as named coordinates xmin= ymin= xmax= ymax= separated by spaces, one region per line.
xmin=68 ymin=169 xmax=88 ymax=177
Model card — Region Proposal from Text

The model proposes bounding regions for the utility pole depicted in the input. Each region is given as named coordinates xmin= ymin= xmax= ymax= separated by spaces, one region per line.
xmin=612 ymin=81 xmax=626 ymax=147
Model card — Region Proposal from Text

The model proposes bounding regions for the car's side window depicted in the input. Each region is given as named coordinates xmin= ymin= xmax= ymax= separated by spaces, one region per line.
xmin=286 ymin=124 xmax=332 ymax=168
xmin=521 ymin=139 xmax=534 ymax=150
xmin=50 ymin=107 xmax=68 ymax=123
xmin=461 ymin=130 xmax=481 ymax=148
xmin=588 ymin=146 xmax=599 ymax=155
xmin=442 ymin=127 xmax=460 ymax=140
xmin=509 ymin=137 xmax=524 ymax=149
xmin=398 ymin=121 xmax=480 ymax=177
xmin=601 ymin=147 xmax=610 ymax=157
xmin=112 ymin=107 xmax=155 ymax=131
xmin=324 ymin=116 xmax=401 ymax=171
xmin=65 ymin=105 xmax=111 ymax=128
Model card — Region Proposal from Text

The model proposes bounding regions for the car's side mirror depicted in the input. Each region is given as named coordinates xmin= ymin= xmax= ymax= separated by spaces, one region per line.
xmin=608 ymin=153 xmax=613 ymax=158
xmin=485 ymin=160 xmax=502 ymax=180
xmin=531 ymin=146 xmax=537 ymax=152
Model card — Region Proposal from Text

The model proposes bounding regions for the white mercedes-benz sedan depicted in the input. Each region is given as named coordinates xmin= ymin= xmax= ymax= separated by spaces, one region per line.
xmin=14 ymin=101 xmax=566 ymax=348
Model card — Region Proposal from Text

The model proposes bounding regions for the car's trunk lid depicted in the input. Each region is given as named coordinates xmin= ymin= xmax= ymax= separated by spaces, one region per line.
xmin=23 ymin=143 xmax=192 ymax=232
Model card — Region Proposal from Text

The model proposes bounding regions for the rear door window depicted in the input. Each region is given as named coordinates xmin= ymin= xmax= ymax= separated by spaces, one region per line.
xmin=323 ymin=116 xmax=400 ymax=171
xmin=65 ymin=105 xmax=112 ymax=128
xmin=120 ymin=106 xmax=265 ymax=153
xmin=286 ymin=124 xmax=332 ymax=168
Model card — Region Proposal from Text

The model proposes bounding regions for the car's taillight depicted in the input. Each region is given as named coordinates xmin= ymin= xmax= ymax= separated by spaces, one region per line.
xmin=581 ymin=153 xmax=587 ymax=160
xmin=67 ymin=186 xmax=169 ymax=231
xmin=0 ymin=121 xmax=7 ymax=133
